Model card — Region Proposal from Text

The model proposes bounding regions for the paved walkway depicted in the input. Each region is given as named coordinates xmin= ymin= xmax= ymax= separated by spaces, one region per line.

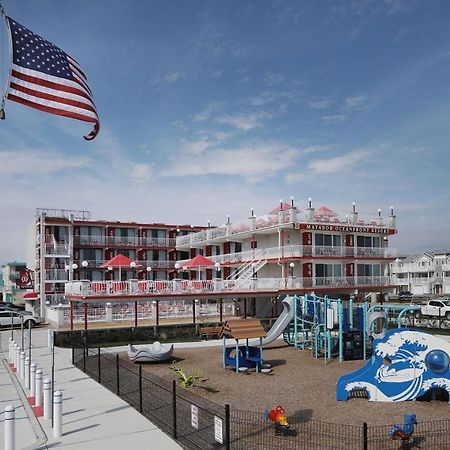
xmin=0 ymin=328 xmax=182 ymax=449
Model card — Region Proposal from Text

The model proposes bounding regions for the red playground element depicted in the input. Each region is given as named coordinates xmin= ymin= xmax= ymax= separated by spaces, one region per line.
xmin=265 ymin=406 xmax=289 ymax=427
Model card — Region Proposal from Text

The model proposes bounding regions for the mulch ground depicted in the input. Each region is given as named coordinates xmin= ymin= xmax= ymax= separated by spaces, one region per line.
xmin=126 ymin=342 xmax=450 ymax=426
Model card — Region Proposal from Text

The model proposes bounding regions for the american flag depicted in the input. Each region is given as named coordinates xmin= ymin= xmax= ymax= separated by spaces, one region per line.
xmin=6 ymin=17 xmax=100 ymax=140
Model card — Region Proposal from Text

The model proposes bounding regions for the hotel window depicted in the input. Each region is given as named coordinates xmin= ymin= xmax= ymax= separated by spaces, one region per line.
xmin=315 ymin=234 xmax=341 ymax=247
xmin=357 ymin=264 xmax=381 ymax=277
xmin=316 ymin=264 xmax=342 ymax=277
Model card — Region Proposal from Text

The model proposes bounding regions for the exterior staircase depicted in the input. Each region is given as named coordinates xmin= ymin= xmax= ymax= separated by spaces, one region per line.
xmin=226 ymin=249 xmax=267 ymax=290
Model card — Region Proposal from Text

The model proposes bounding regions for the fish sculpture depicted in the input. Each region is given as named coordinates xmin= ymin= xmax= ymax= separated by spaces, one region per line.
xmin=389 ymin=413 xmax=417 ymax=441
xmin=337 ymin=329 xmax=450 ymax=402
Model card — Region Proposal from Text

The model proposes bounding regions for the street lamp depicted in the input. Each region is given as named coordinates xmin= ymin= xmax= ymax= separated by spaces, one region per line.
xmin=289 ymin=262 xmax=295 ymax=277
xmin=215 ymin=262 xmax=221 ymax=276
xmin=146 ymin=266 xmax=152 ymax=280
xmin=81 ymin=260 xmax=88 ymax=268
xmin=174 ymin=263 xmax=180 ymax=278
xmin=130 ymin=261 xmax=137 ymax=279
xmin=72 ymin=263 xmax=78 ymax=270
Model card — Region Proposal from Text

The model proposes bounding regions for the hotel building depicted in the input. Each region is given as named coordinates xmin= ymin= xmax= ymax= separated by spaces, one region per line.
xmin=27 ymin=208 xmax=206 ymax=317
xmin=64 ymin=199 xmax=398 ymax=318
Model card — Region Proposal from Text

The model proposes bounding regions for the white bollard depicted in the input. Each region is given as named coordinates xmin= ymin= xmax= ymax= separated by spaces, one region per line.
xmin=4 ymin=405 xmax=15 ymax=450
xmin=15 ymin=346 xmax=20 ymax=371
xmin=19 ymin=352 xmax=25 ymax=381
xmin=30 ymin=364 xmax=36 ymax=399
xmin=43 ymin=379 xmax=52 ymax=420
xmin=47 ymin=329 xmax=53 ymax=350
xmin=24 ymin=357 xmax=30 ymax=389
xmin=53 ymin=391 xmax=63 ymax=438
xmin=8 ymin=338 xmax=13 ymax=363
xmin=12 ymin=344 xmax=17 ymax=368
xmin=35 ymin=369 xmax=43 ymax=407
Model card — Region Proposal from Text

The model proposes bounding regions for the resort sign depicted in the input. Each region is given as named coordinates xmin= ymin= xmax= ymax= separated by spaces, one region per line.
xmin=297 ymin=223 xmax=397 ymax=235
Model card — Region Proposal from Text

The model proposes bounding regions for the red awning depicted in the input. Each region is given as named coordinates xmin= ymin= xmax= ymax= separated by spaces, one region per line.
xmin=99 ymin=254 xmax=140 ymax=268
xmin=182 ymin=255 xmax=216 ymax=269
xmin=23 ymin=292 xmax=39 ymax=300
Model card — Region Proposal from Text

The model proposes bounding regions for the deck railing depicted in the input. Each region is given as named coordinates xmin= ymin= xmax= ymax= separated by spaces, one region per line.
xmin=65 ymin=276 xmax=394 ymax=298
xmin=73 ymin=235 xmax=176 ymax=248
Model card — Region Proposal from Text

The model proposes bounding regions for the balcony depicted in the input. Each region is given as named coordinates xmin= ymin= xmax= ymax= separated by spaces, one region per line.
xmin=45 ymin=243 xmax=70 ymax=257
xmin=45 ymin=269 xmax=69 ymax=282
xmin=71 ymin=259 xmax=175 ymax=270
xmin=65 ymin=276 xmax=395 ymax=299
xmin=74 ymin=235 xmax=176 ymax=248
xmin=392 ymin=264 xmax=433 ymax=274
xmin=177 ymin=245 xmax=397 ymax=267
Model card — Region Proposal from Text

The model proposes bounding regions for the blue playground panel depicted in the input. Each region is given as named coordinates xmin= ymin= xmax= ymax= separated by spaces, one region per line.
xmin=224 ymin=346 xmax=263 ymax=371
xmin=337 ymin=328 xmax=450 ymax=403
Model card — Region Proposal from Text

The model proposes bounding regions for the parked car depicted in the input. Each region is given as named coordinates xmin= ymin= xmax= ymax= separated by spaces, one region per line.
xmin=398 ymin=291 xmax=413 ymax=299
xmin=414 ymin=299 xmax=450 ymax=319
xmin=0 ymin=310 xmax=41 ymax=328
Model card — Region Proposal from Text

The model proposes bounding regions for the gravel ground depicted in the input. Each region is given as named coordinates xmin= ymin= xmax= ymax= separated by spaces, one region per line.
xmin=133 ymin=342 xmax=450 ymax=426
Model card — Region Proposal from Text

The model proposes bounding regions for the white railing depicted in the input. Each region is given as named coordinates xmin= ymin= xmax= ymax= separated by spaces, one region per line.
xmin=177 ymin=245 xmax=396 ymax=267
xmin=392 ymin=264 xmax=433 ymax=273
xmin=65 ymin=276 xmax=395 ymax=298
xmin=45 ymin=243 xmax=70 ymax=256
xmin=74 ymin=235 xmax=176 ymax=248
xmin=45 ymin=293 xmax=66 ymax=305
xmin=72 ymin=259 xmax=175 ymax=269
xmin=45 ymin=269 xmax=68 ymax=281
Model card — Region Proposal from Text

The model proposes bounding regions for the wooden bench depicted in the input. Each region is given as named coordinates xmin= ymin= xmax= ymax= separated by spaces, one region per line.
xmin=200 ymin=326 xmax=222 ymax=340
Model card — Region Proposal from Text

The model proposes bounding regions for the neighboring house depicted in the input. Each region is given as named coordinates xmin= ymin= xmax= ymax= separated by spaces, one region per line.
xmin=0 ymin=261 xmax=30 ymax=304
xmin=391 ymin=251 xmax=450 ymax=295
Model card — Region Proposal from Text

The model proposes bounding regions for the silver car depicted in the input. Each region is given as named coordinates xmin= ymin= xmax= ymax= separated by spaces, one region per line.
xmin=0 ymin=310 xmax=41 ymax=328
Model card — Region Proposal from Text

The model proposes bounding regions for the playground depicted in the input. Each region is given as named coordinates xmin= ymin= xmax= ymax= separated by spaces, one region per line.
xmin=134 ymin=341 xmax=450 ymax=426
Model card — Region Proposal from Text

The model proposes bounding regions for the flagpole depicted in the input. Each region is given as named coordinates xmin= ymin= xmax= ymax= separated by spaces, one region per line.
xmin=0 ymin=1 xmax=9 ymax=119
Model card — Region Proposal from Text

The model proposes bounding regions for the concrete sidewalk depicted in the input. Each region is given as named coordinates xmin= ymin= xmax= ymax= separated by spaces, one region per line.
xmin=0 ymin=328 xmax=182 ymax=449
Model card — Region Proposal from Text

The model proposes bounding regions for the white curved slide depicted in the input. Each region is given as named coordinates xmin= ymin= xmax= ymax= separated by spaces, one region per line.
xmin=261 ymin=296 xmax=295 ymax=346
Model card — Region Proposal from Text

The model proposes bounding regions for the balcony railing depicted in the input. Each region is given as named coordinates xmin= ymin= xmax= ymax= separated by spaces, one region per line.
xmin=391 ymin=264 xmax=434 ymax=274
xmin=70 ymin=259 xmax=175 ymax=270
xmin=74 ymin=235 xmax=176 ymax=248
xmin=45 ymin=269 xmax=69 ymax=281
xmin=65 ymin=276 xmax=394 ymax=298
xmin=45 ymin=243 xmax=70 ymax=256
xmin=177 ymin=245 xmax=397 ymax=267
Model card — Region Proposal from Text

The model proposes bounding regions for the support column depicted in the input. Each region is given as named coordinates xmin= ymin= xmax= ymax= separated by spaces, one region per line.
xmin=134 ymin=301 xmax=138 ymax=327
xmin=84 ymin=303 xmax=88 ymax=330
xmin=244 ymin=298 xmax=247 ymax=319
xmin=156 ymin=301 xmax=160 ymax=326
xmin=192 ymin=299 xmax=196 ymax=324
xmin=70 ymin=301 xmax=74 ymax=331
xmin=219 ymin=298 xmax=223 ymax=322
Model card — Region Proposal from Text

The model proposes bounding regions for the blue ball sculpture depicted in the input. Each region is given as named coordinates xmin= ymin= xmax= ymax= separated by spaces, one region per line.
xmin=425 ymin=350 xmax=450 ymax=374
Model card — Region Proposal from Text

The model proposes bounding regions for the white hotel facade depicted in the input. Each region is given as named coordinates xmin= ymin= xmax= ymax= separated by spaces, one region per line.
xmin=65 ymin=199 xmax=398 ymax=317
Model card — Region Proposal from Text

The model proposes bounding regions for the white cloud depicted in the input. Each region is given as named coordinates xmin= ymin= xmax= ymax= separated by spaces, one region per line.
xmin=321 ymin=114 xmax=347 ymax=124
xmin=194 ymin=102 xmax=224 ymax=123
xmin=344 ymin=95 xmax=367 ymax=110
xmin=181 ymin=140 xmax=212 ymax=155
xmin=129 ymin=163 xmax=153 ymax=184
xmin=162 ymin=142 xmax=302 ymax=179
xmin=163 ymin=72 xmax=186 ymax=83
xmin=263 ymin=72 xmax=286 ymax=85
xmin=308 ymin=150 xmax=369 ymax=175
xmin=309 ymin=99 xmax=331 ymax=109
xmin=0 ymin=150 xmax=92 ymax=176
xmin=216 ymin=114 xmax=263 ymax=131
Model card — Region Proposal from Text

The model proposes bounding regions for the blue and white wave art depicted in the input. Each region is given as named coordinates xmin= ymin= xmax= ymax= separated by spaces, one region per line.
xmin=336 ymin=328 xmax=450 ymax=402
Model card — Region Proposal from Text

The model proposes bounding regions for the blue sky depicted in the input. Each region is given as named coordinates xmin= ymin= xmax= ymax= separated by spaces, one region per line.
xmin=0 ymin=0 xmax=450 ymax=261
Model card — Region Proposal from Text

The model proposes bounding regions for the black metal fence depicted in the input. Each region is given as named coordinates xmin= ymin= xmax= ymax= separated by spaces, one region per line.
xmin=73 ymin=346 xmax=450 ymax=450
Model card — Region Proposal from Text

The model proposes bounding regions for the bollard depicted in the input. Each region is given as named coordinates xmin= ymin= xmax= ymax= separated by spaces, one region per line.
xmin=47 ymin=329 xmax=53 ymax=350
xmin=30 ymin=364 xmax=37 ymax=399
xmin=24 ymin=357 xmax=30 ymax=389
xmin=35 ymin=369 xmax=43 ymax=407
xmin=15 ymin=346 xmax=20 ymax=371
xmin=43 ymin=379 xmax=51 ymax=420
xmin=12 ymin=344 xmax=17 ymax=368
xmin=19 ymin=352 xmax=25 ymax=381
xmin=4 ymin=405 xmax=15 ymax=450
xmin=8 ymin=338 xmax=13 ymax=363
xmin=53 ymin=391 xmax=63 ymax=438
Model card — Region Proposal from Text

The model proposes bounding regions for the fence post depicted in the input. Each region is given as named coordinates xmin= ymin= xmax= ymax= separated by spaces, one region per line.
xmin=172 ymin=380 xmax=177 ymax=439
xmin=139 ymin=364 xmax=143 ymax=413
xmin=363 ymin=422 xmax=368 ymax=450
xmin=97 ymin=348 xmax=101 ymax=383
xmin=4 ymin=405 xmax=15 ymax=450
xmin=83 ymin=340 xmax=86 ymax=373
xmin=225 ymin=404 xmax=230 ymax=450
xmin=116 ymin=354 xmax=120 ymax=395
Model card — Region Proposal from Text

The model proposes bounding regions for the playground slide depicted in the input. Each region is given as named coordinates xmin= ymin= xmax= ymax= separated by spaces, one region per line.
xmin=261 ymin=296 xmax=295 ymax=346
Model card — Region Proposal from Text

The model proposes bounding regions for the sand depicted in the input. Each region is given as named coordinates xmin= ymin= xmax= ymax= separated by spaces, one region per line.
xmin=130 ymin=342 xmax=450 ymax=426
